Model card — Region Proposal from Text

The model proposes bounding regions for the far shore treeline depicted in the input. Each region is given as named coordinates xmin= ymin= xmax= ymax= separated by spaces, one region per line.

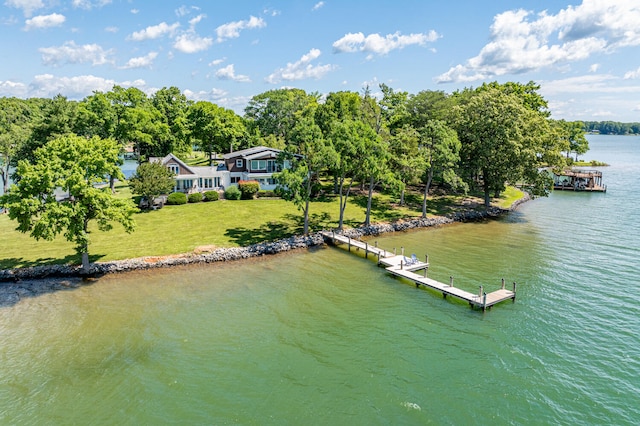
xmin=1 ymin=81 xmax=592 ymax=268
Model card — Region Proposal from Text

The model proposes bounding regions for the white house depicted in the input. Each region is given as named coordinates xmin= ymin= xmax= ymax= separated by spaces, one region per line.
xmin=151 ymin=146 xmax=290 ymax=194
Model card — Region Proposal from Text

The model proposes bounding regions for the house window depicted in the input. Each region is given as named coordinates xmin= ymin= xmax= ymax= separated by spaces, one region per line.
xmin=168 ymin=164 xmax=179 ymax=174
xmin=236 ymin=159 xmax=243 ymax=168
xmin=250 ymin=159 xmax=266 ymax=171
xmin=199 ymin=178 xmax=213 ymax=189
xmin=231 ymin=176 xmax=240 ymax=184
xmin=213 ymin=177 xmax=220 ymax=187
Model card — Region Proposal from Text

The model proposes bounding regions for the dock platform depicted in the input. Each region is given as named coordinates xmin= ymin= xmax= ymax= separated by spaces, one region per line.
xmin=320 ymin=231 xmax=516 ymax=311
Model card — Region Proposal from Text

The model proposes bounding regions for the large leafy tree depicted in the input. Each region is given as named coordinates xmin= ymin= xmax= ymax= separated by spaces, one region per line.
xmin=453 ymin=86 xmax=557 ymax=207
xmin=151 ymin=87 xmax=192 ymax=157
xmin=188 ymin=101 xmax=246 ymax=165
xmin=129 ymin=161 xmax=176 ymax=209
xmin=0 ymin=135 xmax=136 ymax=271
xmin=275 ymin=116 xmax=334 ymax=235
xmin=418 ymin=120 xmax=465 ymax=217
xmin=244 ymin=88 xmax=319 ymax=142
xmin=0 ymin=98 xmax=34 ymax=194
xmin=555 ymin=119 xmax=589 ymax=161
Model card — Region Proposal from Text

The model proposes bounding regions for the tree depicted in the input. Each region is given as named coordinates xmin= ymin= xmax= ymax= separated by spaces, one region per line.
xmin=556 ymin=120 xmax=589 ymax=160
xmin=453 ymin=86 xmax=556 ymax=207
xmin=188 ymin=101 xmax=246 ymax=165
xmin=388 ymin=126 xmax=425 ymax=206
xmin=129 ymin=161 xmax=176 ymax=208
xmin=0 ymin=98 xmax=34 ymax=195
xmin=274 ymin=116 xmax=333 ymax=235
xmin=0 ymin=135 xmax=136 ymax=271
xmin=418 ymin=120 xmax=465 ymax=217
xmin=151 ymin=87 xmax=192 ymax=157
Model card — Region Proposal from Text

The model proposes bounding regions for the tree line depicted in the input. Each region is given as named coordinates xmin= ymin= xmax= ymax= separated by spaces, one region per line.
xmin=583 ymin=121 xmax=640 ymax=135
xmin=1 ymin=81 xmax=587 ymax=266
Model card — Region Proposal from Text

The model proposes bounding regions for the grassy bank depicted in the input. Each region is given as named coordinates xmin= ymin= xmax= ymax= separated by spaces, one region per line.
xmin=0 ymin=184 xmax=522 ymax=269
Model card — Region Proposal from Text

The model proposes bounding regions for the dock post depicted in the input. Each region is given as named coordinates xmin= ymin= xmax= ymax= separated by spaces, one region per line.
xmin=513 ymin=282 xmax=517 ymax=301
xmin=424 ymin=268 xmax=427 ymax=278
xmin=377 ymin=251 xmax=380 ymax=265
xmin=401 ymin=246 xmax=404 ymax=256
xmin=502 ymin=278 xmax=505 ymax=289
xmin=450 ymin=276 xmax=454 ymax=287
xmin=400 ymin=259 xmax=404 ymax=270
xmin=375 ymin=241 xmax=378 ymax=248
xmin=348 ymin=237 xmax=351 ymax=252
xmin=394 ymin=248 xmax=397 ymax=255
xmin=482 ymin=292 xmax=487 ymax=311
xmin=425 ymin=254 xmax=429 ymax=265
xmin=365 ymin=242 xmax=368 ymax=259
xmin=479 ymin=285 xmax=483 ymax=297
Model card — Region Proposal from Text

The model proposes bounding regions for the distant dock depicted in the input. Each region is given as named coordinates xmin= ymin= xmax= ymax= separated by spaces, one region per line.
xmin=320 ymin=231 xmax=516 ymax=311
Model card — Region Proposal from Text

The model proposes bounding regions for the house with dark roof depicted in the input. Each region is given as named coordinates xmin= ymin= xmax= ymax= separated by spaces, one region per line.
xmin=151 ymin=146 xmax=289 ymax=194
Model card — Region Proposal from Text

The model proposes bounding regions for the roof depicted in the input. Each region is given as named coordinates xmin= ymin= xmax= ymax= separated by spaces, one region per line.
xmin=222 ymin=146 xmax=282 ymax=160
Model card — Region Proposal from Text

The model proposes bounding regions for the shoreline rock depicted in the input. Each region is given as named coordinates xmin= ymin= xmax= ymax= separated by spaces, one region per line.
xmin=0 ymin=196 xmax=528 ymax=285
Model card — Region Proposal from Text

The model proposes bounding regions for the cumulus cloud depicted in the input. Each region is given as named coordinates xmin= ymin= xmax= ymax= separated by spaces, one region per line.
xmin=5 ymin=0 xmax=44 ymax=17
xmin=0 ymin=79 xmax=28 ymax=97
xmin=39 ymin=41 xmax=114 ymax=66
xmin=128 ymin=22 xmax=180 ymax=41
xmin=216 ymin=15 xmax=266 ymax=42
xmin=435 ymin=1 xmax=640 ymax=83
xmin=215 ymin=64 xmax=251 ymax=82
xmin=173 ymin=33 xmax=213 ymax=53
xmin=22 ymin=74 xmax=146 ymax=99
xmin=209 ymin=58 xmax=225 ymax=66
xmin=24 ymin=13 xmax=65 ymax=30
xmin=624 ymin=67 xmax=640 ymax=79
xmin=72 ymin=0 xmax=112 ymax=9
xmin=121 ymin=51 xmax=158 ymax=69
xmin=266 ymin=48 xmax=335 ymax=84
xmin=312 ymin=2 xmax=324 ymax=11
xmin=333 ymin=30 xmax=439 ymax=55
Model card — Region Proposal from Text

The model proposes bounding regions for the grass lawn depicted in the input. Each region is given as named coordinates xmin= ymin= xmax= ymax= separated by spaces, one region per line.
xmin=0 ymin=183 xmax=523 ymax=269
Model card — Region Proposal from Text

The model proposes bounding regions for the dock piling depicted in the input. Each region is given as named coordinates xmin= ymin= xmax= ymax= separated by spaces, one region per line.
xmin=450 ymin=276 xmax=454 ymax=287
xmin=501 ymin=278 xmax=505 ymax=289
xmin=513 ymin=282 xmax=517 ymax=301
xmin=365 ymin=242 xmax=368 ymax=259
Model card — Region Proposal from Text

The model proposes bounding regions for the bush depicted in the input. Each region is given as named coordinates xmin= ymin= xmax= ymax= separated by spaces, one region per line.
xmin=166 ymin=192 xmax=187 ymax=205
xmin=257 ymin=190 xmax=278 ymax=198
xmin=224 ymin=185 xmax=241 ymax=200
xmin=238 ymin=180 xmax=260 ymax=199
xmin=188 ymin=192 xmax=203 ymax=203
xmin=203 ymin=190 xmax=219 ymax=201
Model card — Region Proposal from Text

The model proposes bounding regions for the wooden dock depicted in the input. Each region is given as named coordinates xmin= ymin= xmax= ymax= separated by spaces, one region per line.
xmin=320 ymin=231 xmax=516 ymax=311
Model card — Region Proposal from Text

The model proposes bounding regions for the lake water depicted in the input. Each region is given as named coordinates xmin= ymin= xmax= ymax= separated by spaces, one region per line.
xmin=1 ymin=135 xmax=639 ymax=424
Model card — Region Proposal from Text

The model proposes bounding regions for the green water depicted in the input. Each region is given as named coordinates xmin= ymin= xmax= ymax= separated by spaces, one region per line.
xmin=1 ymin=136 xmax=639 ymax=424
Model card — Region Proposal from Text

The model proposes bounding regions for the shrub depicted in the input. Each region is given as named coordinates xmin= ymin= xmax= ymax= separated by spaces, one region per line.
xmin=203 ymin=190 xmax=219 ymax=201
xmin=224 ymin=185 xmax=241 ymax=200
xmin=257 ymin=190 xmax=278 ymax=198
xmin=238 ymin=180 xmax=260 ymax=199
xmin=166 ymin=192 xmax=187 ymax=205
xmin=188 ymin=192 xmax=203 ymax=203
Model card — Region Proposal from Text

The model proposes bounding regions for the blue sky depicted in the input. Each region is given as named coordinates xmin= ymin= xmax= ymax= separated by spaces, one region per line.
xmin=1 ymin=0 xmax=639 ymax=121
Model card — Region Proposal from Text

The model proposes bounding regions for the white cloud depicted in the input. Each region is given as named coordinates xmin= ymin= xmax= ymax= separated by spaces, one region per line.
xmin=0 ymin=79 xmax=28 ymax=97
xmin=121 ymin=51 xmax=158 ymax=69
xmin=633 ymin=104 xmax=640 ymax=112
xmin=105 ymin=26 xmax=118 ymax=33
xmin=266 ymin=48 xmax=335 ymax=84
xmin=624 ymin=67 xmax=640 ymax=79
xmin=24 ymin=13 xmax=65 ymax=30
xmin=130 ymin=8 xmax=139 ymax=14
xmin=5 ymin=0 xmax=44 ymax=17
xmin=541 ymin=74 xmax=640 ymax=96
xmin=72 ymin=0 xmax=112 ymax=9
xmin=589 ymin=63 xmax=600 ymax=73
xmin=216 ymin=15 xmax=266 ymax=42
xmin=215 ymin=64 xmax=251 ymax=82
xmin=175 ymin=5 xmax=199 ymax=17
xmin=128 ymin=22 xmax=180 ymax=41
xmin=173 ymin=33 xmax=212 ymax=53
xmin=209 ymin=58 xmax=225 ymax=66
xmin=436 ymin=1 xmax=640 ymax=83
xmin=333 ymin=30 xmax=439 ymax=55
xmin=183 ymin=87 xmax=228 ymax=101
xmin=39 ymin=41 xmax=114 ymax=66
xmin=25 ymin=74 xmax=146 ymax=99
xmin=312 ymin=2 xmax=324 ymax=11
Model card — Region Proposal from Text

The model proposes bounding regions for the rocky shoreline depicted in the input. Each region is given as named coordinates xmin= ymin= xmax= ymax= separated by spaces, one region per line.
xmin=0 ymin=196 xmax=528 ymax=304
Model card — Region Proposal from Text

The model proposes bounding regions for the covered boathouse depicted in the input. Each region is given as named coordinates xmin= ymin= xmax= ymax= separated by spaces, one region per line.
xmin=553 ymin=169 xmax=607 ymax=192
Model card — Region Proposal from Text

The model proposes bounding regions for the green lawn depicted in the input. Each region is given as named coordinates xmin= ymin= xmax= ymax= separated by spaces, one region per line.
xmin=0 ymin=183 xmax=523 ymax=269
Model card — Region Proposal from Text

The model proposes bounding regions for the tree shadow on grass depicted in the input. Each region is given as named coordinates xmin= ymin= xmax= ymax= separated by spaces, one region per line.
xmin=224 ymin=221 xmax=297 ymax=246
xmin=0 ymin=253 xmax=106 ymax=270
xmin=350 ymin=194 xmax=405 ymax=222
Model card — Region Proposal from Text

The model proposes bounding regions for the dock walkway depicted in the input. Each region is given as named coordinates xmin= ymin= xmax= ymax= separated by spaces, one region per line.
xmin=320 ymin=231 xmax=516 ymax=311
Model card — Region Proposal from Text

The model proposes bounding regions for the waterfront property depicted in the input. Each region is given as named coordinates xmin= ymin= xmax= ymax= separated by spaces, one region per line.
xmin=552 ymin=169 xmax=607 ymax=192
xmin=151 ymin=146 xmax=291 ymax=194
xmin=320 ymin=231 xmax=516 ymax=311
